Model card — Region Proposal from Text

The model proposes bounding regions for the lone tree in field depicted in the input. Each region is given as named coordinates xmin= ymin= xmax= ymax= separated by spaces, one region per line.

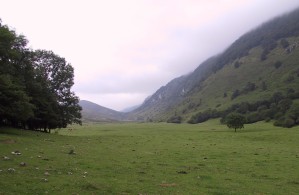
xmin=225 ymin=113 xmax=246 ymax=132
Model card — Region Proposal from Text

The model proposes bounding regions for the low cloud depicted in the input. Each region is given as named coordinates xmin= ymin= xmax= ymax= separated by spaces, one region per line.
xmin=1 ymin=0 xmax=299 ymax=110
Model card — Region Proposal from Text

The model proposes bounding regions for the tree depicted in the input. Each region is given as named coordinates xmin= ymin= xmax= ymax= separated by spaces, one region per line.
xmin=0 ymin=21 xmax=34 ymax=127
xmin=0 ymin=19 xmax=81 ymax=131
xmin=225 ymin=113 xmax=246 ymax=132
xmin=243 ymin=82 xmax=256 ymax=93
xmin=32 ymin=50 xmax=82 ymax=130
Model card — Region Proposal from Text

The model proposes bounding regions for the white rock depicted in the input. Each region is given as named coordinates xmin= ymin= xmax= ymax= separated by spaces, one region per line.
xmin=20 ymin=162 xmax=26 ymax=166
xmin=8 ymin=168 xmax=15 ymax=172
xmin=3 ymin=156 xmax=10 ymax=160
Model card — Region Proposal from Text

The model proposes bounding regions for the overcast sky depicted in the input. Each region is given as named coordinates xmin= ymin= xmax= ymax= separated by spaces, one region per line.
xmin=1 ymin=0 xmax=299 ymax=111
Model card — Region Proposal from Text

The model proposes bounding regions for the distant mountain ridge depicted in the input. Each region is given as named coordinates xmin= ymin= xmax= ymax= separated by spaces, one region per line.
xmin=79 ymin=100 xmax=125 ymax=122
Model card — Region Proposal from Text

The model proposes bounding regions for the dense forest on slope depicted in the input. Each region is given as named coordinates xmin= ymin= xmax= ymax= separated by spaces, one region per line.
xmin=129 ymin=8 xmax=299 ymax=127
xmin=0 ymin=19 xmax=81 ymax=132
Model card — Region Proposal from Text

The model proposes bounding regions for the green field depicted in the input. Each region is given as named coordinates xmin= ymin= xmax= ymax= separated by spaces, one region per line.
xmin=0 ymin=120 xmax=298 ymax=194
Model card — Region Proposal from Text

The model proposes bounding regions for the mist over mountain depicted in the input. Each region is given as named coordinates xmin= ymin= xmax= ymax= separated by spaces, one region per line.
xmin=81 ymin=8 xmax=299 ymax=127
xmin=121 ymin=105 xmax=140 ymax=113
xmin=126 ymin=8 xmax=299 ymax=127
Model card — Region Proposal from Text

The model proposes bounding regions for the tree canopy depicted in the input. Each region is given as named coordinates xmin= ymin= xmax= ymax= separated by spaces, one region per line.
xmin=0 ymin=19 xmax=81 ymax=132
xmin=225 ymin=113 xmax=246 ymax=132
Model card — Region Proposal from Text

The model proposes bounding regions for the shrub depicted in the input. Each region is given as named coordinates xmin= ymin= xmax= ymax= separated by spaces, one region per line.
xmin=274 ymin=116 xmax=295 ymax=128
xmin=188 ymin=109 xmax=219 ymax=124
xmin=271 ymin=92 xmax=284 ymax=105
xmin=243 ymin=82 xmax=256 ymax=93
xmin=277 ymin=99 xmax=292 ymax=113
xmin=246 ymin=112 xmax=262 ymax=124
xmin=231 ymin=89 xmax=240 ymax=100
xmin=234 ymin=61 xmax=241 ymax=68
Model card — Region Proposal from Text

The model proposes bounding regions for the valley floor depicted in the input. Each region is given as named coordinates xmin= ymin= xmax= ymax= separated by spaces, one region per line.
xmin=0 ymin=120 xmax=298 ymax=194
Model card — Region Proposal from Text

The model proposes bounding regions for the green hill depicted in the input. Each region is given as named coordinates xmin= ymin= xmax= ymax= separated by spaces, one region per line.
xmin=79 ymin=100 xmax=125 ymax=122
xmin=129 ymin=8 xmax=299 ymax=127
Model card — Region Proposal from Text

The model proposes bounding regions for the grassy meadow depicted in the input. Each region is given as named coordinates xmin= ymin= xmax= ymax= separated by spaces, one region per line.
xmin=0 ymin=120 xmax=299 ymax=194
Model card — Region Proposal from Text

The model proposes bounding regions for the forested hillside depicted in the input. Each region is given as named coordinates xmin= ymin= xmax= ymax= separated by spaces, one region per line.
xmin=0 ymin=19 xmax=81 ymax=132
xmin=129 ymin=8 xmax=299 ymax=127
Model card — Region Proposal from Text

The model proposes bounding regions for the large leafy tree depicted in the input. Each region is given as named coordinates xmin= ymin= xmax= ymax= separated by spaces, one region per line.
xmin=0 ymin=19 xmax=81 ymax=131
xmin=32 ymin=50 xmax=81 ymax=129
xmin=0 ymin=21 xmax=34 ymax=127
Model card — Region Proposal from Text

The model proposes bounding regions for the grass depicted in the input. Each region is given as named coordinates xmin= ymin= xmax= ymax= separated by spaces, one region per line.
xmin=0 ymin=120 xmax=299 ymax=194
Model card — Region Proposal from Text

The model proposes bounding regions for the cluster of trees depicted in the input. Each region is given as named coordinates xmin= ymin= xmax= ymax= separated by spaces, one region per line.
xmin=167 ymin=115 xmax=182 ymax=124
xmin=185 ymin=91 xmax=299 ymax=128
xmin=188 ymin=109 xmax=219 ymax=124
xmin=231 ymin=82 xmax=257 ymax=100
xmin=0 ymin=19 xmax=81 ymax=132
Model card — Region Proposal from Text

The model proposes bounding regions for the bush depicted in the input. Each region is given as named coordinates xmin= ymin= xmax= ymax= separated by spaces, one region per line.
xmin=236 ymin=102 xmax=250 ymax=114
xmin=243 ymin=82 xmax=256 ymax=93
xmin=234 ymin=61 xmax=241 ymax=68
xmin=284 ymin=118 xmax=296 ymax=128
xmin=188 ymin=109 xmax=219 ymax=124
xmin=277 ymin=99 xmax=292 ymax=113
xmin=274 ymin=112 xmax=284 ymax=120
xmin=246 ymin=112 xmax=263 ymax=123
xmin=274 ymin=116 xmax=295 ymax=128
xmin=231 ymin=89 xmax=240 ymax=100
xmin=271 ymin=92 xmax=284 ymax=105
xmin=265 ymin=117 xmax=271 ymax=122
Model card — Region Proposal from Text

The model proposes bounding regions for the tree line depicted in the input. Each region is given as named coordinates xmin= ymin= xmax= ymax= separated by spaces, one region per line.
xmin=167 ymin=89 xmax=299 ymax=128
xmin=0 ymin=19 xmax=81 ymax=132
xmin=184 ymin=91 xmax=299 ymax=128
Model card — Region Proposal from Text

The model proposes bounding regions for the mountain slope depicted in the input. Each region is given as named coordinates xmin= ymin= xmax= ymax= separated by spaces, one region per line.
xmin=129 ymin=8 xmax=299 ymax=123
xmin=121 ymin=104 xmax=140 ymax=113
xmin=79 ymin=100 xmax=125 ymax=122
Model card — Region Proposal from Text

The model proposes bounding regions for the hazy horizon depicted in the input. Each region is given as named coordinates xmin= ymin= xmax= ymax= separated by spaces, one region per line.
xmin=1 ymin=0 xmax=299 ymax=111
